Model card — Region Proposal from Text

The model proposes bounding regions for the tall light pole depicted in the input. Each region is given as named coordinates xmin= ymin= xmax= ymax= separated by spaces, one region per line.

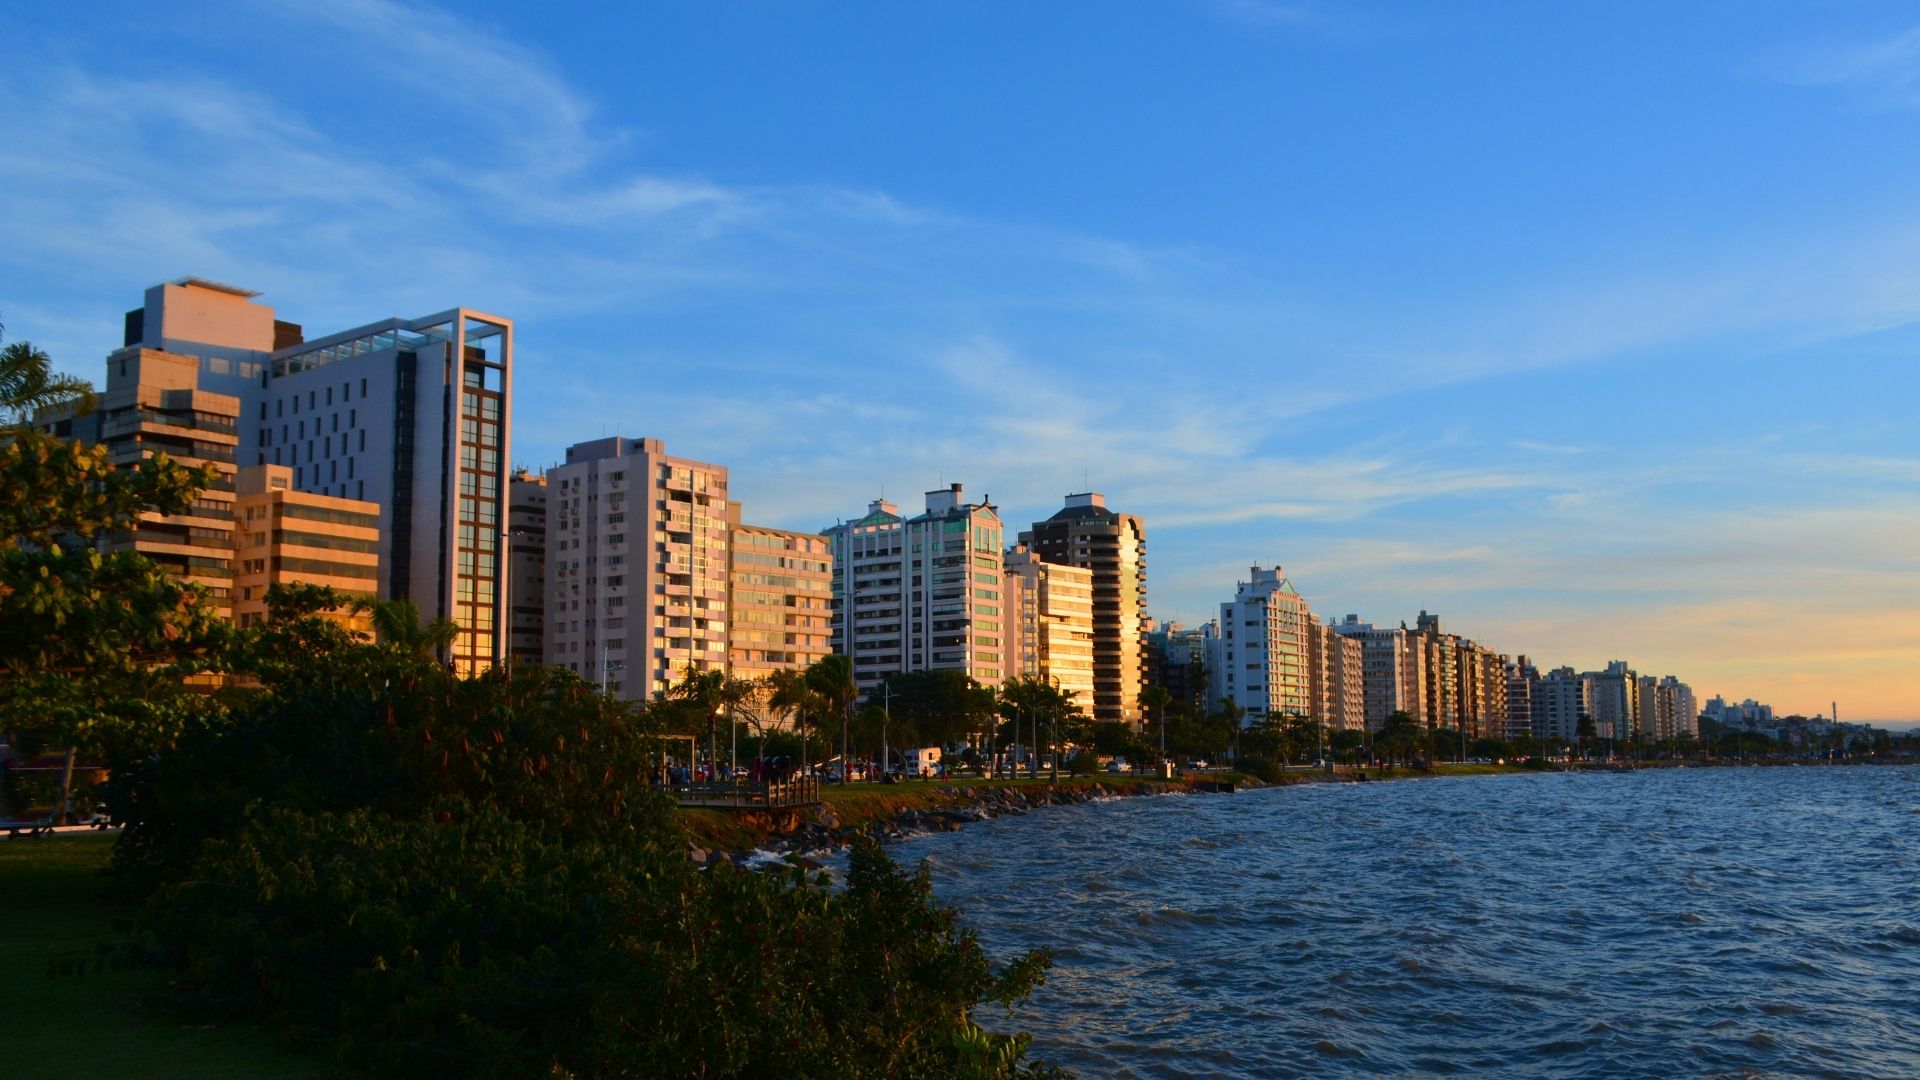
xmin=880 ymin=679 xmax=893 ymax=781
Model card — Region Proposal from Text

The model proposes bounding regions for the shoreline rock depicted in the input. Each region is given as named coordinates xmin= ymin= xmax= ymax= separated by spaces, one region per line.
xmin=716 ymin=778 xmax=1251 ymax=866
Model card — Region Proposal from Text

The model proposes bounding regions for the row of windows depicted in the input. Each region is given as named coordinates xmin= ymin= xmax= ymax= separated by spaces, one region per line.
xmin=264 ymin=378 xmax=369 ymax=421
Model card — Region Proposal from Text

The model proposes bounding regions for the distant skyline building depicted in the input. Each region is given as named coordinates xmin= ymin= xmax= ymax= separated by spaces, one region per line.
xmin=49 ymin=279 xmax=513 ymax=672
xmin=823 ymin=484 xmax=1008 ymax=694
xmin=1703 ymin=694 xmax=1774 ymax=729
xmin=1019 ymin=493 xmax=1148 ymax=728
xmin=545 ymin=437 xmax=730 ymax=699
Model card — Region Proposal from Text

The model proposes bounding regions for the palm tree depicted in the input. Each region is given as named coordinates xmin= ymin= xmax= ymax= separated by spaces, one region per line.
xmin=0 ymin=333 xmax=94 ymax=426
xmin=804 ymin=654 xmax=858 ymax=782
xmin=765 ymin=667 xmax=823 ymax=765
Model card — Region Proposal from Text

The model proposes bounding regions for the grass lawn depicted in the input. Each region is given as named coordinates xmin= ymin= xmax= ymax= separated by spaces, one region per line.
xmin=0 ymin=833 xmax=338 ymax=1079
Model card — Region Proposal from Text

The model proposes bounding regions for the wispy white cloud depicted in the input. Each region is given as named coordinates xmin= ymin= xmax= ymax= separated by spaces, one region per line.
xmin=1775 ymin=24 xmax=1920 ymax=109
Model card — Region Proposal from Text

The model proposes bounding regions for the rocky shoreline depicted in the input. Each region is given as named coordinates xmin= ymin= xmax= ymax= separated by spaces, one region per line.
xmin=689 ymin=778 xmax=1252 ymax=868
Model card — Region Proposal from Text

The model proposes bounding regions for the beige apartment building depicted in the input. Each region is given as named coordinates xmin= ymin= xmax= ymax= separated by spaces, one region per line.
xmin=1003 ymin=544 xmax=1096 ymax=710
xmin=231 ymin=464 xmax=380 ymax=633
xmin=726 ymin=517 xmax=834 ymax=688
xmin=1307 ymin=621 xmax=1367 ymax=732
xmin=545 ymin=437 xmax=729 ymax=700
xmin=1020 ymin=493 xmax=1148 ymax=728
xmin=39 ymin=347 xmax=243 ymax=619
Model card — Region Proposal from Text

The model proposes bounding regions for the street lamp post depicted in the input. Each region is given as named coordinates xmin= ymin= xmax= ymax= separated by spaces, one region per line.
xmin=880 ymin=680 xmax=892 ymax=782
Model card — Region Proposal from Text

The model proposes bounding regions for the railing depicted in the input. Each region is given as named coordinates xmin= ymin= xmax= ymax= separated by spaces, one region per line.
xmin=665 ymin=776 xmax=821 ymax=810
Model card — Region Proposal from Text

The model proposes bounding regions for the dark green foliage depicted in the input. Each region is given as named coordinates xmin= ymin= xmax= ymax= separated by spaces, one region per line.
xmin=137 ymin=811 xmax=1052 ymax=1079
xmin=109 ymin=600 xmax=1061 ymax=1078
xmin=109 ymin=618 xmax=673 ymax=891
xmin=1236 ymin=753 xmax=1288 ymax=784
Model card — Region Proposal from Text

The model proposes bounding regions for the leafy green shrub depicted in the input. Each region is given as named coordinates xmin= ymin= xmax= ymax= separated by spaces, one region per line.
xmin=109 ymin=654 xmax=674 ymax=891
xmin=137 ymin=807 xmax=1055 ymax=1078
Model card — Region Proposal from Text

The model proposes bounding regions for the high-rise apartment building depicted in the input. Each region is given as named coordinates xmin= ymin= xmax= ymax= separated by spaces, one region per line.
xmin=54 ymin=279 xmax=513 ymax=671
xmin=1405 ymin=611 xmax=1507 ymax=740
xmin=1307 ymin=620 xmax=1367 ymax=732
xmin=726 ymin=517 xmax=833 ymax=685
xmin=1146 ymin=620 xmax=1213 ymax=716
xmin=1003 ymin=544 xmax=1096 ymax=708
xmin=1331 ymin=615 xmax=1426 ymax=728
xmin=1658 ymin=676 xmax=1698 ymax=739
xmin=1211 ymin=565 xmax=1312 ymax=722
xmin=506 ymin=469 xmax=548 ymax=666
xmin=1505 ymin=656 xmax=1539 ymax=743
xmin=545 ymin=437 xmax=729 ymax=700
xmin=231 ymin=464 xmax=380 ymax=633
xmin=1020 ymin=493 xmax=1147 ymax=728
xmin=823 ymin=484 xmax=1008 ymax=694
xmin=1532 ymin=666 xmax=1591 ymax=741
xmin=1586 ymin=660 xmax=1639 ymax=741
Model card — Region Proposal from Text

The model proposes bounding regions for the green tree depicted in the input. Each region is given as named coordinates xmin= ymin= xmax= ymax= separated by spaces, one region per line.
xmin=805 ymin=654 xmax=859 ymax=782
xmin=997 ymin=676 xmax=1087 ymax=780
xmin=1140 ymin=684 xmax=1172 ymax=763
xmin=1377 ymin=711 xmax=1426 ymax=768
xmin=1 ymin=382 xmax=225 ymax=822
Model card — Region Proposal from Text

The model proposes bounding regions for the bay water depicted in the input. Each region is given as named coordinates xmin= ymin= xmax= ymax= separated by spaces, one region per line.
xmin=892 ymin=766 xmax=1920 ymax=1078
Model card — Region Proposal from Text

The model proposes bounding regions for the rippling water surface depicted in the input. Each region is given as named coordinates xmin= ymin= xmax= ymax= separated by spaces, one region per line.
xmin=889 ymin=767 xmax=1920 ymax=1078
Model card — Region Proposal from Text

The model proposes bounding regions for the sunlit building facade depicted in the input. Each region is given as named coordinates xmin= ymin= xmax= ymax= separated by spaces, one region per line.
xmin=1020 ymin=493 xmax=1148 ymax=728
xmin=546 ymin=437 xmax=730 ymax=700
xmin=54 ymin=278 xmax=513 ymax=672
xmin=1003 ymin=544 xmax=1096 ymax=709
xmin=727 ymin=517 xmax=834 ymax=685
xmin=231 ymin=464 xmax=379 ymax=633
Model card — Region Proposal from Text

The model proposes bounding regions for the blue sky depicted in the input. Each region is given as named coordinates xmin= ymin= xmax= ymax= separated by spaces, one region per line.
xmin=3 ymin=1 xmax=1917 ymax=721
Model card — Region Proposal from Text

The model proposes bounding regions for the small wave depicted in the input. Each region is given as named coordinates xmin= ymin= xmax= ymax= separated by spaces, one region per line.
xmin=1881 ymin=924 xmax=1920 ymax=946
xmin=1312 ymin=1040 xmax=1366 ymax=1058
xmin=1757 ymin=1002 xmax=1804 ymax=1016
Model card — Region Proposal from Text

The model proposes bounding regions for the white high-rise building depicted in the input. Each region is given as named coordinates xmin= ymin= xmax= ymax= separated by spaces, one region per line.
xmin=1211 ymin=565 xmax=1312 ymax=722
xmin=823 ymin=484 xmax=1008 ymax=694
xmin=545 ymin=437 xmax=729 ymax=699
